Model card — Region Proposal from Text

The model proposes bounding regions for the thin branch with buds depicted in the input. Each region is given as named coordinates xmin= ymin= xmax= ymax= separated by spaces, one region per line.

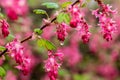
xmin=0 ymin=0 xmax=79 ymax=57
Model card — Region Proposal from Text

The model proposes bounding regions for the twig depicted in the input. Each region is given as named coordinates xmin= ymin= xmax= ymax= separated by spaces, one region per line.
xmin=0 ymin=0 xmax=80 ymax=57
xmin=0 ymin=48 xmax=7 ymax=57
xmin=71 ymin=0 xmax=79 ymax=6
xmin=95 ymin=0 xmax=103 ymax=6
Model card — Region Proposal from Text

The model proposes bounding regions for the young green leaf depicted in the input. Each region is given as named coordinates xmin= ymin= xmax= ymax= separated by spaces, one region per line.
xmin=45 ymin=40 xmax=56 ymax=50
xmin=81 ymin=2 xmax=87 ymax=7
xmin=64 ymin=13 xmax=70 ymax=24
xmin=6 ymin=34 xmax=15 ymax=41
xmin=42 ymin=2 xmax=59 ymax=9
xmin=0 ymin=46 xmax=6 ymax=51
xmin=0 ymin=13 xmax=5 ymax=18
xmin=37 ymin=38 xmax=56 ymax=50
xmin=34 ymin=28 xmax=43 ymax=35
xmin=33 ymin=9 xmax=46 ymax=15
xmin=61 ymin=1 xmax=72 ymax=8
xmin=57 ymin=12 xmax=70 ymax=24
xmin=0 ymin=67 xmax=6 ymax=77
xmin=58 ymin=69 xmax=69 ymax=76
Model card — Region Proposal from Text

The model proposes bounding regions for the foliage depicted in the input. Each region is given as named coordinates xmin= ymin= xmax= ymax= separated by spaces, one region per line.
xmin=0 ymin=0 xmax=119 ymax=80
xmin=0 ymin=67 xmax=6 ymax=78
xmin=37 ymin=38 xmax=56 ymax=50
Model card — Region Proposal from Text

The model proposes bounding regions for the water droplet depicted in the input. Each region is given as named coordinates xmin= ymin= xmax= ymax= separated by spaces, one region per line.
xmin=60 ymin=41 xmax=64 ymax=46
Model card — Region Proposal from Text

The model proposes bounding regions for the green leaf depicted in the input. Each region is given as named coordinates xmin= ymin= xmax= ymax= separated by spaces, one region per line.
xmin=34 ymin=28 xmax=43 ymax=35
xmin=37 ymin=38 xmax=56 ymax=50
xmin=81 ymin=2 xmax=87 ymax=7
xmin=57 ymin=12 xmax=70 ymax=24
xmin=6 ymin=34 xmax=15 ymax=41
xmin=0 ymin=67 xmax=6 ymax=77
xmin=33 ymin=9 xmax=46 ymax=15
xmin=58 ymin=69 xmax=69 ymax=76
xmin=61 ymin=1 xmax=72 ymax=8
xmin=0 ymin=46 xmax=6 ymax=51
xmin=42 ymin=2 xmax=59 ymax=9
xmin=0 ymin=13 xmax=5 ymax=18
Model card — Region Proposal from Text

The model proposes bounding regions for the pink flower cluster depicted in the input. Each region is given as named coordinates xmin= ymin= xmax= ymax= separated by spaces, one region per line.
xmin=0 ymin=0 xmax=28 ymax=20
xmin=57 ymin=22 xmax=68 ymax=41
xmin=97 ymin=64 xmax=118 ymax=79
xmin=60 ymin=45 xmax=82 ymax=66
xmin=68 ymin=5 xmax=91 ymax=43
xmin=92 ymin=3 xmax=117 ymax=41
xmin=6 ymin=39 xmax=31 ymax=75
xmin=0 ymin=19 xmax=9 ymax=37
xmin=44 ymin=51 xmax=63 ymax=80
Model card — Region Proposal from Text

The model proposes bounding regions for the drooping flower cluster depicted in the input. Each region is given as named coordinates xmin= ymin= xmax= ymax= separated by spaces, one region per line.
xmin=68 ymin=5 xmax=91 ymax=43
xmin=44 ymin=51 xmax=63 ymax=80
xmin=92 ymin=2 xmax=117 ymax=41
xmin=0 ymin=19 xmax=9 ymax=38
xmin=56 ymin=22 xmax=68 ymax=42
xmin=0 ymin=0 xmax=28 ymax=20
xmin=6 ymin=39 xmax=31 ymax=75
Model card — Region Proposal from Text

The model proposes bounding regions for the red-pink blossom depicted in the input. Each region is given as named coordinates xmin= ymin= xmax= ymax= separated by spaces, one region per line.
xmin=92 ymin=3 xmax=117 ymax=41
xmin=6 ymin=39 xmax=31 ymax=75
xmin=70 ymin=19 xmax=78 ymax=28
xmin=44 ymin=51 xmax=63 ymax=80
xmin=97 ymin=64 xmax=118 ymax=79
xmin=110 ymin=50 xmax=119 ymax=62
xmin=5 ymin=71 xmax=17 ymax=80
xmin=59 ymin=45 xmax=82 ymax=66
xmin=0 ymin=19 xmax=9 ymax=37
xmin=68 ymin=5 xmax=91 ymax=43
xmin=6 ymin=8 xmax=18 ymax=20
xmin=0 ymin=0 xmax=28 ymax=20
xmin=56 ymin=22 xmax=68 ymax=41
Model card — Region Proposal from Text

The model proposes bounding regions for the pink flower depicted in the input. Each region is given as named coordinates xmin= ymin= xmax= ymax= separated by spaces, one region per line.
xmin=102 ymin=4 xmax=117 ymax=14
xmin=110 ymin=50 xmax=119 ymax=62
xmin=0 ymin=20 xmax=9 ymax=37
xmin=81 ymin=34 xmax=90 ymax=43
xmin=103 ymin=33 xmax=112 ymax=41
xmin=92 ymin=3 xmax=117 ymax=41
xmin=44 ymin=51 xmax=63 ymax=80
xmin=97 ymin=64 xmax=118 ymax=79
xmin=68 ymin=5 xmax=91 ymax=43
xmin=5 ymin=71 xmax=17 ymax=80
xmin=56 ymin=22 xmax=68 ymax=41
xmin=6 ymin=8 xmax=18 ymax=20
xmin=59 ymin=45 xmax=82 ymax=66
xmin=70 ymin=19 xmax=78 ymax=28
xmin=0 ymin=0 xmax=28 ymax=20
xmin=6 ymin=39 xmax=31 ymax=75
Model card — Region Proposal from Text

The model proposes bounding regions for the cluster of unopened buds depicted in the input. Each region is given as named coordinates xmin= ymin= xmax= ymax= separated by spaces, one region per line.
xmin=0 ymin=19 xmax=9 ymax=38
xmin=56 ymin=22 xmax=68 ymax=42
